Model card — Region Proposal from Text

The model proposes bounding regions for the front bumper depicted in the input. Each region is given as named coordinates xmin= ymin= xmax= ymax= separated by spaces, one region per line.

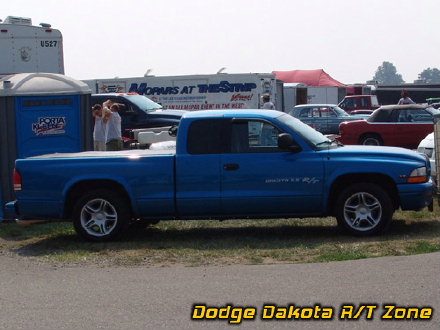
xmin=398 ymin=181 xmax=434 ymax=211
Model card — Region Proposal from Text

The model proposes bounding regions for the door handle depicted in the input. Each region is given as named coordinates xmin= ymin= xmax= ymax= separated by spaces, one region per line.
xmin=223 ymin=163 xmax=240 ymax=171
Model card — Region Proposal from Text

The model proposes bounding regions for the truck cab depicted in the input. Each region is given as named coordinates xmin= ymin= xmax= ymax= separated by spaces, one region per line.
xmin=91 ymin=93 xmax=186 ymax=138
xmin=338 ymin=95 xmax=380 ymax=113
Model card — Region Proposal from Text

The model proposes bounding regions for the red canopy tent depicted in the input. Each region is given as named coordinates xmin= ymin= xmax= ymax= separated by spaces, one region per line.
xmin=272 ymin=69 xmax=346 ymax=87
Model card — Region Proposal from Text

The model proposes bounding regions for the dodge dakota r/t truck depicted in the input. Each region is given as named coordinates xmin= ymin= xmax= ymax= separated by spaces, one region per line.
xmin=6 ymin=110 xmax=433 ymax=241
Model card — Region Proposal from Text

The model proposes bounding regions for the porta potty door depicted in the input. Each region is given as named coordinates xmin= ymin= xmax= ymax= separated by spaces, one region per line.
xmin=15 ymin=95 xmax=82 ymax=157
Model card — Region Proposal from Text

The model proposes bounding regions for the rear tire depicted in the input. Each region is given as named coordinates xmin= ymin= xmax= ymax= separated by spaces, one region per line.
xmin=72 ymin=189 xmax=131 ymax=242
xmin=336 ymin=183 xmax=393 ymax=236
xmin=359 ymin=134 xmax=383 ymax=146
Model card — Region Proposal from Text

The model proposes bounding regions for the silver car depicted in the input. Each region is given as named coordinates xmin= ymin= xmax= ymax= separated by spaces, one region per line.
xmin=289 ymin=104 xmax=369 ymax=135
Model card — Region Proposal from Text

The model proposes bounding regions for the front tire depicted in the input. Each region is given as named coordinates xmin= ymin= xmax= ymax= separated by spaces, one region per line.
xmin=336 ymin=183 xmax=393 ymax=236
xmin=72 ymin=189 xmax=131 ymax=242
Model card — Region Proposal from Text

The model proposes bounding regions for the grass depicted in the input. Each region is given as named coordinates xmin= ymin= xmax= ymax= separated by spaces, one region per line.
xmin=0 ymin=205 xmax=439 ymax=267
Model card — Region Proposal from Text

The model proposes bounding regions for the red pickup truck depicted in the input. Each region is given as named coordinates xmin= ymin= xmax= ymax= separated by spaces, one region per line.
xmin=338 ymin=95 xmax=380 ymax=113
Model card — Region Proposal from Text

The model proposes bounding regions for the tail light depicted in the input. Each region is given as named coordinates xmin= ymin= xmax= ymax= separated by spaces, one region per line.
xmin=13 ymin=169 xmax=22 ymax=191
xmin=339 ymin=122 xmax=348 ymax=135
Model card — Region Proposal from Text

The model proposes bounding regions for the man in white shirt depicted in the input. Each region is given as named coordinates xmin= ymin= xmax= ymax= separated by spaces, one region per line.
xmin=262 ymin=94 xmax=275 ymax=110
xmin=103 ymin=100 xmax=123 ymax=151
xmin=397 ymin=89 xmax=416 ymax=105
xmin=92 ymin=104 xmax=106 ymax=151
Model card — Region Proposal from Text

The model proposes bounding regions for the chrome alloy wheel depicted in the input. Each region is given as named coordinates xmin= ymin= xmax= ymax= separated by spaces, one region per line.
xmin=343 ymin=192 xmax=382 ymax=231
xmin=80 ymin=198 xmax=118 ymax=237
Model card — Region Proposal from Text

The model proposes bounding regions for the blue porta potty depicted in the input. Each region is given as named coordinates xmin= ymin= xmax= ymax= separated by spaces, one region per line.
xmin=0 ymin=73 xmax=92 ymax=220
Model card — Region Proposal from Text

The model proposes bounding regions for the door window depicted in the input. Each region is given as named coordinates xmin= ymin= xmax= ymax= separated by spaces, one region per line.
xmin=319 ymin=107 xmax=335 ymax=117
xmin=231 ymin=120 xmax=282 ymax=153
xmin=397 ymin=109 xmax=433 ymax=123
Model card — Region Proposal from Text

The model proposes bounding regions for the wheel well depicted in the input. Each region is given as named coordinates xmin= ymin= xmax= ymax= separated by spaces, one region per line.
xmin=64 ymin=180 xmax=131 ymax=219
xmin=359 ymin=133 xmax=382 ymax=144
xmin=328 ymin=174 xmax=399 ymax=215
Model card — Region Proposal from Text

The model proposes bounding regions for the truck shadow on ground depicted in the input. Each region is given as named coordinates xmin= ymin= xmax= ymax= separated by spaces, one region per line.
xmin=8 ymin=218 xmax=440 ymax=259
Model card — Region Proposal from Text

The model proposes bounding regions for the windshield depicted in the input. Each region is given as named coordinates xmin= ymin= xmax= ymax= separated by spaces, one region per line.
xmin=277 ymin=114 xmax=332 ymax=148
xmin=126 ymin=95 xmax=163 ymax=113
xmin=333 ymin=106 xmax=350 ymax=116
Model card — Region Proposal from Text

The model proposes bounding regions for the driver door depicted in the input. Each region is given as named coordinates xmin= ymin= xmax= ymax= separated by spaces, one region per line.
xmin=221 ymin=119 xmax=324 ymax=216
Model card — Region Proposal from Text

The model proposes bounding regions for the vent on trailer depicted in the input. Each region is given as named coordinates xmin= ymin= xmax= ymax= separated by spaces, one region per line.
xmin=3 ymin=16 xmax=32 ymax=25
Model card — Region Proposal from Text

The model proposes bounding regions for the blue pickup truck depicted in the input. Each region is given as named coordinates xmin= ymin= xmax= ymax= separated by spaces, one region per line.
xmin=5 ymin=110 xmax=433 ymax=241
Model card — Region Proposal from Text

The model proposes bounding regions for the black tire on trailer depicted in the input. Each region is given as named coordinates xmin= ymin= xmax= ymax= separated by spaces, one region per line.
xmin=335 ymin=183 xmax=393 ymax=236
xmin=72 ymin=189 xmax=131 ymax=242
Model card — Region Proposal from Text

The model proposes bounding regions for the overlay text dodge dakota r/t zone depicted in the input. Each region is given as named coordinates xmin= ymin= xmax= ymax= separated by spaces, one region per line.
xmin=6 ymin=110 xmax=433 ymax=241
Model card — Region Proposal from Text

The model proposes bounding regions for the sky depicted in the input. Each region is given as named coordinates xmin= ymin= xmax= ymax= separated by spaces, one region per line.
xmin=2 ymin=0 xmax=439 ymax=84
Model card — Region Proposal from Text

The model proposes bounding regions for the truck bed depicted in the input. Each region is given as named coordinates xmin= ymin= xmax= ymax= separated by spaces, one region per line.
xmin=28 ymin=149 xmax=175 ymax=159
xmin=15 ymin=149 xmax=177 ymax=220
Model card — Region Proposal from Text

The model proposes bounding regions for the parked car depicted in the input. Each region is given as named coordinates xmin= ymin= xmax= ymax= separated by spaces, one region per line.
xmin=417 ymin=132 xmax=436 ymax=180
xmin=289 ymin=104 xmax=369 ymax=135
xmin=338 ymin=104 xmax=440 ymax=149
xmin=430 ymin=103 xmax=440 ymax=110
xmin=91 ymin=93 xmax=186 ymax=139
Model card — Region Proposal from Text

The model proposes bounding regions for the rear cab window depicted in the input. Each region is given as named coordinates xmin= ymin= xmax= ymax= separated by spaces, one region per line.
xmin=186 ymin=119 xmax=230 ymax=154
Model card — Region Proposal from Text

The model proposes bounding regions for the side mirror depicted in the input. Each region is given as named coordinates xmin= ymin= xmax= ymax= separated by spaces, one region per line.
xmin=278 ymin=133 xmax=301 ymax=152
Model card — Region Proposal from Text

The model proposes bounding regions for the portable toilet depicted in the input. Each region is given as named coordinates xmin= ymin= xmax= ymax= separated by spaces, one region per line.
xmin=0 ymin=73 xmax=93 ymax=219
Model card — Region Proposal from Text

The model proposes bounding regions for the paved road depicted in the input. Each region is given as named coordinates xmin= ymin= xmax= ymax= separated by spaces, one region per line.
xmin=0 ymin=253 xmax=439 ymax=330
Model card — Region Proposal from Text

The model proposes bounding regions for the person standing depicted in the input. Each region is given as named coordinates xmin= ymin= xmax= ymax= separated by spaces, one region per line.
xmin=92 ymin=104 xmax=106 ymax=151
xmin=398 ymin=89 xmax=416 ymax=105
xmin=262 ymin=94 xmax=275 ymax=110
xmin=103 ymin=101 xmax=123 ymax=151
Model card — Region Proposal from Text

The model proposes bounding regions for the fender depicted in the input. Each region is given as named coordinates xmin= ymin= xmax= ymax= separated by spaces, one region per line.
xmin=61 ymin=174 xmax=138 ymax=215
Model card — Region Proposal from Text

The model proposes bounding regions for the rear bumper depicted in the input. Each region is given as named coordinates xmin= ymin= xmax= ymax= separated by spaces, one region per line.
xmin=398 ymin=181 xmax=434 ymax=211
xmin=3 ymin=201 xmax=19 ymax=220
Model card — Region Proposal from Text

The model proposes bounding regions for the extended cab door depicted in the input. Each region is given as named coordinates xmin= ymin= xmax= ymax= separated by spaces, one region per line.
xmin=221 ymin=119 xmax=325 ymax=216
xmin=175 ymin=119 xmax=229 ymax=216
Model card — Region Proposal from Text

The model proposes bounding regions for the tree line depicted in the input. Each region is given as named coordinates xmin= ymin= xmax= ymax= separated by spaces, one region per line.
xmin=372 ymin=61 xmax=440 ymax=85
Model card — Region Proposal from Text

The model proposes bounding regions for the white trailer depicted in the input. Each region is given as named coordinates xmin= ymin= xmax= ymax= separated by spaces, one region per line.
xmin=0 ymin=16 xmax=64 ymax=78
xmin=84 ymin=73 xmax=283 ymax=111
xmin=282 ymin=83 xmax=308 ymax=111
xmin=283 ymin=83 xmax=347 ymax=111
xmin=307 ymin=86 xmax=341 ymax=104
